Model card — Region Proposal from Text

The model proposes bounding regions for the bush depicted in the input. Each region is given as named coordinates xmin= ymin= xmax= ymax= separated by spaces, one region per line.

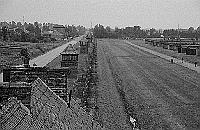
xmin=50 ymin=38 xmax=56 ymax=42
xmin=43 ymin=38 xmax=51 ymax=43
xmin=30 ymin=37 xmax=39 ymax=43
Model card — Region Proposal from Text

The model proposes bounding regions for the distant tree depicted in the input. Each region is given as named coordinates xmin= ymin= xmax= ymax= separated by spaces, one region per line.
xmin=10 ymin=31 xmax=21 ymax=42
xmin=24 ymin=22 xmax=28 ymax=30
xmin=9 ymin=22 xmax=12 ymax=26
xmin=134 ymin=26 xmax=141 ymax=31
xmin=72 ymin=25 xmax=78 ymax=36
xmin=197 ymin=26 xmax=200 ymax=32
xmin=105 ymin=26 xmax=112 ymax=38
xmin=196 ymin=26 xmax=200 ymax=39
xmin=15 ymin=28 xmax=24 ymax=34
xmin=149 ymin=28 xmax=156 ymax=36
xmin=16 ymin=22 xmax=22 ymax=28
xmin=66 ymin=25 xmax=78 ymax=37
xmin=188 ymin=27 xmax=194 ymax=32
xmin=38 ymin=23 xmax=42 ymax=28
xmin=2 ymin=26 xmax=8 ymax=41
xmin=114 ymin=27 xmax=123 ymax=38
xmin=34 ymin=25 xmax=41 ymax=38
xmin=133 ymin=26 xmax=145 ymax=38
xmin=26 ymin=23 xmax=35 ymax=33
xmin=93 ymin=24 xmax=107 ymax=38
xmin=93 ymin=25 xmax=147 ymax=39
xmin=11 ymin=21 xmax=16 ymax=28
xmin=30 ymin=37 xmax=39 ymax=43
xmin=0 ymin=28 xmax=2 ymax=39
xmin=42 ymin=24 xmax=50 ymax=32
xmin=123 ymin=27 xmax=134 ymax=38
xmin=105 ymin=26 xmax=111 ymax=32
xmin=34 ymin=21 xmax=38 ymax=27
xmin=21 ymin=31 xmax=27 ymax=42
xmin=76 ymin=25 xmax=86 ymax=35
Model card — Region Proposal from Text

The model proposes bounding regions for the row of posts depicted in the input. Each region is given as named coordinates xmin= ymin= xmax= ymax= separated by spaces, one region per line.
xmin=170 ymin=58 xmax=198 ymax=67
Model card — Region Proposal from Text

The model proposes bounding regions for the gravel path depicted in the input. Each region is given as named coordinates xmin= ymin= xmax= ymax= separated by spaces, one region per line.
xmin=128 ymin=40 xmax=200 ymax=67
xmin=125 ymin=40 xmax=200 ymax=73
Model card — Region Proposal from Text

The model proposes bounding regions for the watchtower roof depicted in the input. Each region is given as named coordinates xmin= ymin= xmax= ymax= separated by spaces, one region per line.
xmin=61 ymin=44 xmax=78 ymax=55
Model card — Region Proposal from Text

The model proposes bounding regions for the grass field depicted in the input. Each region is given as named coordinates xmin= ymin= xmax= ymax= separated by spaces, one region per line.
xmin=96 ymin=39 xmax=200 ymax=129
xmin=0 ymin=40 xmax=69 ymax=73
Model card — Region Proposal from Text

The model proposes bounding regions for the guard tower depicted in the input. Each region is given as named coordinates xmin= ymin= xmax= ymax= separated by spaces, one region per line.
xmin=60 ymin=44 xmax=79 ymax=68
xmin=60 ymin=44 xmax=79 ymax=90
xmin=85 ymin=34 xmax=93 ymax=43
xmin=79 ymin=39 xmax=88 ymax=54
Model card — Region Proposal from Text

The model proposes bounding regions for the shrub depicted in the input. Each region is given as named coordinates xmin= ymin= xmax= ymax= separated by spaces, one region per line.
xmin=30 ymin=37 xmax=39 ymax=43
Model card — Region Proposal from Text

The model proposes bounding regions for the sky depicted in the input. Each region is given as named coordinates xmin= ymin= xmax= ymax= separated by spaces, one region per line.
xmin=0 ymin=0 xmax=200 ymax=29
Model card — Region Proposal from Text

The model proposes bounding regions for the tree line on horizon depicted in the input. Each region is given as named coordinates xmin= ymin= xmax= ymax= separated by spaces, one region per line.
xmin=0 ymin=21 xmax=86 ymax=43
xmin=1 ymin=21 xmax=200 ymax=42
xmin=93 ymin=24 xmax=200 ymax=40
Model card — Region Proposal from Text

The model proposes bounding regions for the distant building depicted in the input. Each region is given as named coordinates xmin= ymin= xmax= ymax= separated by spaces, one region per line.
xmin=42 ymin=30 xmax=64 ymax=40
xmin=42 ymin=30 xmax=53 ymax=38
xmin=178 ymin=28 xmax=188 ymax=32
xmin=53 ymin=24 xmax=65 ymax=34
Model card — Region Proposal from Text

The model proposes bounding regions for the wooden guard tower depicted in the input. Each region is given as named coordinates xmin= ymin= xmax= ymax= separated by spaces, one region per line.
xmin=79 ymin=39 xmax=88 ymax=54
xmin=60 ymin=44 xmax=79 ymax=68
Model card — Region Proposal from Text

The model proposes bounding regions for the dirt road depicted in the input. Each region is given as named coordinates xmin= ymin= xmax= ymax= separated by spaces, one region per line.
xmin=29 ymin=37 xmax=82 ymax=67
xmin=97 ymin=39 xmax=200 ymax=130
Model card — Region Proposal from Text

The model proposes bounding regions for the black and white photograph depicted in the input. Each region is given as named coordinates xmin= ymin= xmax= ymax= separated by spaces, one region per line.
xmin=0 ymin=0 xmax=200 ymax=129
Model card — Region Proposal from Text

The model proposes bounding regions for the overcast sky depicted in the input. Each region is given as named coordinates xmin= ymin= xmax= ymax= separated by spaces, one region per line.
xmin=0 ymin=0 xmax=199 ymax=29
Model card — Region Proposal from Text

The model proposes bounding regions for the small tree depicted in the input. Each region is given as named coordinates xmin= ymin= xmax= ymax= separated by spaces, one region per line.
xmin=34 ymin=23 xmax=41 ymax=39
xmin=26 ymin=23 xmax=35 ymax=33
xmin=188 ymin=27 xmax=194 ymax=32
xmin=197 ymin=26 xmax=200 ymax=32
xmin=2 ymin=26 xmax=8 ymax=41
xmin=21 ymin=31 xmax=26 ymax=42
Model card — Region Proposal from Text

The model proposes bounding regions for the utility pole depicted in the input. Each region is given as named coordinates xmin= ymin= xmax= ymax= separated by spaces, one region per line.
xmin=72 ymin=24 xmax=75 ymax=37
xmin=64 ymin=25 xmax=67 ymax=39
xmin=178 ymin=24 xmax=180 ymax=40
xmin=23 ymin=16 xmax=25 ymax=32
xmin=71 ymin=25 xmax=73 ymax=37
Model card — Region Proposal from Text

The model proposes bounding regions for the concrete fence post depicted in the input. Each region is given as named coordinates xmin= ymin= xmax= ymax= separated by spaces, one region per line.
xmin=171 ymin=59 xmax=173 ymax=63
xmin=195 ymin=62 xmax=197 ymax=67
